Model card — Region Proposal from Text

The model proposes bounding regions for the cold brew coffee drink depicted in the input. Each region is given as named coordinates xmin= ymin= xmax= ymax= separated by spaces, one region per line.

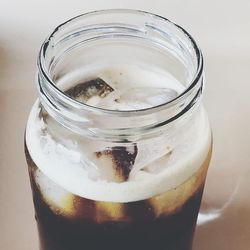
xmin=25 ymin=10 xmax=212 ymax=250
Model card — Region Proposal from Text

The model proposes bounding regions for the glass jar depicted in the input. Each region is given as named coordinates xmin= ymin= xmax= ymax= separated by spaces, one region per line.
xmin=25 ymin=9 xmax=212 ymax=250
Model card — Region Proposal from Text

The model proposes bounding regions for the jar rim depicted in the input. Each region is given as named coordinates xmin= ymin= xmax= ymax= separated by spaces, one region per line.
xmin=37 ymin=9 xmax=203 ymax=118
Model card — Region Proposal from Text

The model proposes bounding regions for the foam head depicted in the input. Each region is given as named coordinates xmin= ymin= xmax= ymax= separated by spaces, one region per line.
xmin=26 ymin=64 xmax=211 ymax=203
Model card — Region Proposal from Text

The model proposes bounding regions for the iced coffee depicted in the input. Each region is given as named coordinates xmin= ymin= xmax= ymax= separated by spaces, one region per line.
xmin=25 ymin=10 xmax=212 ymax=250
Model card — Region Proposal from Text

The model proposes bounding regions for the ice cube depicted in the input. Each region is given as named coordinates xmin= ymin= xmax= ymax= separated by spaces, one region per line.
xmin=95 ymin=201 xmax=126 ymax=222
xmin=65 ymin=78 xmax=114 ymax=103
xmin=93 ymin=151 xmax=122 ymax=182
xmin=95 ymin=144 xmax=138 ymax=182
xmin=143 ymin=150 xmax=172 ymax=174
xmin=35 ymin=169 xmax=75 ymax=217
xmin=129 ymin=140 xmax=172 ymax=179
xmin=130 ymin=170 xmax=154 ymax=181
xmin=114 ymin=87 xmax=178 ymax=110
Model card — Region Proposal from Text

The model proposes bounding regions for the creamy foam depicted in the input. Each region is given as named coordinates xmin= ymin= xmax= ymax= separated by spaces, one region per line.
xmin=26 ymin=65 xmax=211 ymax=203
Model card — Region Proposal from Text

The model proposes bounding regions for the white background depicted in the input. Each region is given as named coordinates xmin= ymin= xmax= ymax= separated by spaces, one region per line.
xmin=0 ymin=1 xmax=250 ymax=249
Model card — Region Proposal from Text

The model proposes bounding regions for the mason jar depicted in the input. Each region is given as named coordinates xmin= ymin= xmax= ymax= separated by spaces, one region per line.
xmin=25 ymin=9 xmax=212 ymax=250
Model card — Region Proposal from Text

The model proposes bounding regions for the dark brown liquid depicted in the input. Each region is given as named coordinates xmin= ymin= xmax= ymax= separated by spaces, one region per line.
xmin=25 ymin=142 xmax=211 ymax=250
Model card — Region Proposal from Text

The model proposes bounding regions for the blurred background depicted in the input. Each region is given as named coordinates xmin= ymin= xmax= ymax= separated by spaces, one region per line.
xmin=0 ymin=1 xmax=250 ymax=249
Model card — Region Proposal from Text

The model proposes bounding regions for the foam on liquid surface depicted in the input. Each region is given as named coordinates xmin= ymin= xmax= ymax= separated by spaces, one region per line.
xmin=26 ymin=64 xmax=211 ymax=203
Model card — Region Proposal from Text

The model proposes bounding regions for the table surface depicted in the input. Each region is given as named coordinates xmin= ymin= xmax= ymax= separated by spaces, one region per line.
xmin=1 ymin=1 xmax=250 ymax=249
